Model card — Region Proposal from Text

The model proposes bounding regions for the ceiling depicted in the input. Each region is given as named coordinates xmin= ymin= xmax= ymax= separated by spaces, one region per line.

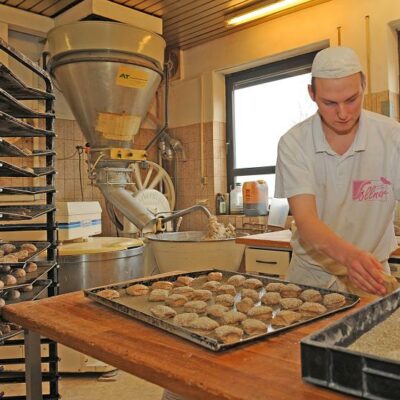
xmin=0 ymin=0 xmax=326 ymax=50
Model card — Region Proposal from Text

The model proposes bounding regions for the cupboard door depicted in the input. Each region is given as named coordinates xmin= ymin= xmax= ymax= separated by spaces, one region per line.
xmin=245 ymin=248 xmax=290 ymax=277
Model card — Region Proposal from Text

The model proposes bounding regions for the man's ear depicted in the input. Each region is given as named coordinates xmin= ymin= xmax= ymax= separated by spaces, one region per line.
xmin=308 ymin=84 xmax=315 ymax=101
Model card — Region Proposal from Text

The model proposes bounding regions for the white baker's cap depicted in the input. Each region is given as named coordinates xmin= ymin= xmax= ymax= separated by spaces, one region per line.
xmin=312 ymin=46 xmax=362 ymax=78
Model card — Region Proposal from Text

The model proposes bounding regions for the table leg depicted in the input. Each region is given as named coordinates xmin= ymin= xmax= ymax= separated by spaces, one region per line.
xmin=24 ymin=329 xmax=43 ymax=400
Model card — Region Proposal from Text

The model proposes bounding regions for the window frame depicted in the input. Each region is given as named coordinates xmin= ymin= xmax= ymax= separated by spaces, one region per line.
xmin=225 ymin=51 xmax=319 ymax=191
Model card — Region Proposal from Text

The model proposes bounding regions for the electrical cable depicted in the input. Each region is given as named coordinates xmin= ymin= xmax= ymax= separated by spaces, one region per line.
xmin=77 ymin=146 xmax=84 ymax=201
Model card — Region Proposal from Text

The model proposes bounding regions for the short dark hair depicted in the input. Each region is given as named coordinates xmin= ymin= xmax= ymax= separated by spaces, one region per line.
xmin=310 ymin=72 xmax=366 ymax=94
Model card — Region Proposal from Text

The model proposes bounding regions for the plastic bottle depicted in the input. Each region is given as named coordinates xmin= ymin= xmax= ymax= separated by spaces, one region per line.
xmin=223 ymin=193 xmax=230 ymax=214
xmin=216 ymin=193 xmax=226 ymax=215
xmin=243 ymin=180 xmax=268 ymax=216
xmin=230 ymin=183 xmax=243 ymax=214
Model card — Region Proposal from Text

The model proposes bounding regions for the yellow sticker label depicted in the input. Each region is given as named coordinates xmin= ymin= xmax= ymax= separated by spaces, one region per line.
xmin=116 ymin=66 xmax=149 ymax=88
xmin=96 ymin=113 xmax=142 ymax=141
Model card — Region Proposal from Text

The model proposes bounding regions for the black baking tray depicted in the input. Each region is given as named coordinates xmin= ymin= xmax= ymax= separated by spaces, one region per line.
xmin=85 ymin=269 xmax=359 ymax=352
xmin=0 ymin=205 xmax=55 ymax=221
xmin=0 ymin=138 xmax=54 ymax=157
xmin=0 ymin=261 xmax=56 ymax=291
xmin=0 ymin=160 xmax=55 ymax=177
xmin=301 ymin=289 xmax=400 ymax=400
xmin=0 ymin=279 xmax=52 ymax=343
xmin=0 ymin=88 xmax=53 ymax=118
xmin=3 ymin=279 xmax=52 ymax=305
xmin=0 ymin=186 xmax=55 ymax=195
xmin=0 ymin=63 xmax=54 ymax=100
xmin=0 ymin=241 xmax=50 ymax=266
xmin=0 ymin=111 xmax=55 ymax=137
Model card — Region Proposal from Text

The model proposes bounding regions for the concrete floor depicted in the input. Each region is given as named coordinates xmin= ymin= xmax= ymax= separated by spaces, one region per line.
xmin=1 ymin=370 xmax=165 ymax=399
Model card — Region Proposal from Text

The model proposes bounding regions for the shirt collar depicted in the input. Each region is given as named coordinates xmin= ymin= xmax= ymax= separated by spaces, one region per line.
xmin=312 ymin=110 xmax=367 ymax=154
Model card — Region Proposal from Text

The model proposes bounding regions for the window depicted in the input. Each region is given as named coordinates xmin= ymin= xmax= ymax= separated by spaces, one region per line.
xmin=226 ymin=51 xmax=319 ymax=198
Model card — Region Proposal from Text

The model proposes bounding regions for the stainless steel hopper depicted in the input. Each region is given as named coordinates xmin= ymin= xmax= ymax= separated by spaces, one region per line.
xmin=47 ymin=21 xmax=166 ymax=230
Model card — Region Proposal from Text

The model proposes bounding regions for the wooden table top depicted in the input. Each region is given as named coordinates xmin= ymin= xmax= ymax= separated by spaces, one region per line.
xmin=3 ymin=275 xmax=367 ymax=400
xmin=236 ymin=230 xmax=292 ymax=249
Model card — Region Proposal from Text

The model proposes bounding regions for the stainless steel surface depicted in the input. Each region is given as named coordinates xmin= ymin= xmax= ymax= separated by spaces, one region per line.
xmin=84 ymin=270 xmax=360 ymax=352
xmin=58 ymin=245 xmax=145 ymax=293
xmin=47 ymin=22 xmax=164 ymax=149
xmin=146 ymin=230 xmax=234 ymax=243
xmin=47 ymin=21 xmax=165 ymax=231
xmin=97 ymin=167 xmax=157 ymax=230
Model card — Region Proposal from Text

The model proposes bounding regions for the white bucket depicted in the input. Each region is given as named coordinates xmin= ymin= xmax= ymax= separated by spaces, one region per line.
xmin=146 ymin=231 xmax=246 ymax=272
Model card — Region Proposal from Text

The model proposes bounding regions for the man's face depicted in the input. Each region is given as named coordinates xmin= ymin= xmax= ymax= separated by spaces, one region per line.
xmin=308 ymin=73 xmax=365 ymax=136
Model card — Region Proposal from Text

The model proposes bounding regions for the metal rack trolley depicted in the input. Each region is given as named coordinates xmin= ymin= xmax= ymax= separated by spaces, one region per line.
xmin=0 ymin=38 xmax=59 ymax=399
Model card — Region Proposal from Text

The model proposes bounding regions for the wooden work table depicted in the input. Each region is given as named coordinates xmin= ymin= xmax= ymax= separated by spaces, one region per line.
xmin=3 ymin=272 xmax=370 ymax=400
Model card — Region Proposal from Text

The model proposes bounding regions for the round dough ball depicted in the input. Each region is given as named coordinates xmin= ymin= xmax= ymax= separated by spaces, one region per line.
xmin=207 ymin=272 xmax=223 ymax=281
xmin=6 ymin=289 xmax=21 ymax=300
xmin=236 ymin=297 xmax=254 ymax=313
xmin=126 ymin=284 xmax=149 ymax=296
xmin=25 ymin=262 xmax=38 ymax=273
xmin=227 ymin=274 xmax=246 ymax=287
xmin=96 ymin=289 xmax=120 ymax=299
xmin=150 ymin=305 xmax=177 ymax=319
xmin=0 ymin=274 xmax=17 ymax=286
xmin=11 ymin=268 xmax=26 ymax=278
xmin=1 ymin=244 xmax=16 ymax=254
xmin=215 ymin=325 xmax=243 ymax=344
xmin=20 ymin=243 xmax=38 ymax=253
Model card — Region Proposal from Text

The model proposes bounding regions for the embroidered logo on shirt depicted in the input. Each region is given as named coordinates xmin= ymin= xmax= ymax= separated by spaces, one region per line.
xmin=352 ymin=177 xmax=391 ymax=201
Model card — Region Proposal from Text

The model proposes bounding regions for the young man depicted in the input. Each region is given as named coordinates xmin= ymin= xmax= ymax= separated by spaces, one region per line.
xmin=275 ymin=46 xmax=400 ymax=296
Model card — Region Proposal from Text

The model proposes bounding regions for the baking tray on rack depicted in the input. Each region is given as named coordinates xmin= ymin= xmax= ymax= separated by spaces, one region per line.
xmin=0 ymin=279 xmax=52 ymax=343
xmin=0 ymin=241 xmax=50 ymax=266
xmin=84 ymin=269 xmax=359 ymax=352
xmin=0 ymin=88 xmax=53 ymax=118
xmin=0 ymin=262 xmax=56 ymax=291
xmin=2 ymin=279 xmax=52 ymax=304
xmin=0 ymin=186 xmax=55 ymax=195
xmin=0 ymin=160 xmax=54 ymax=177
xmin=0 ymin=111 xmax=55 ymax=137
xmin=0 ymin=63 xmax=54 ymax=100
xmin=0 ymin=138 xmax=54 ymax=157
xmin=0 ymin=205 xmax=55 ymax=221
xmin=301 ymin=289 xmax=400 ymax=400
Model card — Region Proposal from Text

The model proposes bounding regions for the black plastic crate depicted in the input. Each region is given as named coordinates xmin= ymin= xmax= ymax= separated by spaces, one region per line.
xmin=301 ymin=289 xmax=400 ymax=399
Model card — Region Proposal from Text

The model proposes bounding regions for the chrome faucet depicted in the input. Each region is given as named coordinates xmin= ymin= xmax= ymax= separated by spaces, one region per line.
xmin=158 ymin=204 xmax=212 ymax=227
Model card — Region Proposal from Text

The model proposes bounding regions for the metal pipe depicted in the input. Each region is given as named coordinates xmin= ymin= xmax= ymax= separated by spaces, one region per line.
xmin=160 ymin=204 xmax=212 ymax=225
xmin=96 ymin=167 xmax=157 ymax=230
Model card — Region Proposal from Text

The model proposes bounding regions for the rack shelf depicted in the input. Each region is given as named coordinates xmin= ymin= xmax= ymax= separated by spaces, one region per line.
xmin=0 ymin=64 xmax=54 ymax=101
xmin=0 ymin=139 xmax=55 ymax=157
xmin=0 ymin=111 xmax=55 ymax=137
xmin=0 ymin=161 xmax=55 ymax=177
xmin=0 ymin=36 xmax=59 ymax=399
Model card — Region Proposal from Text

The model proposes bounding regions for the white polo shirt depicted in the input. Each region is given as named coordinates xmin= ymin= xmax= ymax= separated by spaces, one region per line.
xmin=275 ymin=110 xmax=400 ymax=274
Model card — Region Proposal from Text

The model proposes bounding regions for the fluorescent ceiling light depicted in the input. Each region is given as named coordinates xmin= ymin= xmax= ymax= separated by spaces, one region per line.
xmin=226 ymin=0 xmax=313 ymax=26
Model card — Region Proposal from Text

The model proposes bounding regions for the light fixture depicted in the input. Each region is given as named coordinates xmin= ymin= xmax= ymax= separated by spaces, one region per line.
xmin=226 ymin=0 xmax=315 ymax=27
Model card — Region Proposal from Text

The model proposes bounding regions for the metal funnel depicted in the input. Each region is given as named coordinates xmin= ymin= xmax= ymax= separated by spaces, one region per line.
xmin=46 ymin=22 xmax=166 ymax=231
xmin=47 ymin=21 xmax=165 ymax=149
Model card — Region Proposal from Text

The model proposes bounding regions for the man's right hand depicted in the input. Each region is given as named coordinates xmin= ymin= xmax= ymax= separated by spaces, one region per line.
xmin=346 ymin=250 xmax=387 ymax=296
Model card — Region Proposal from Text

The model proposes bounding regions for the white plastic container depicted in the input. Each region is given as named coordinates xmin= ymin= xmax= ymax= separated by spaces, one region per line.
xmin=230 ymin=183 xmax=243 ymax=214
xmin=57 ymin=201 xmax=102 ymax=241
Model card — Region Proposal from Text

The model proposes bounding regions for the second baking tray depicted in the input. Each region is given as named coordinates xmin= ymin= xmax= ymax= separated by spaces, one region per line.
xmin=85 ymin=269 xmax=359 ymax=352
